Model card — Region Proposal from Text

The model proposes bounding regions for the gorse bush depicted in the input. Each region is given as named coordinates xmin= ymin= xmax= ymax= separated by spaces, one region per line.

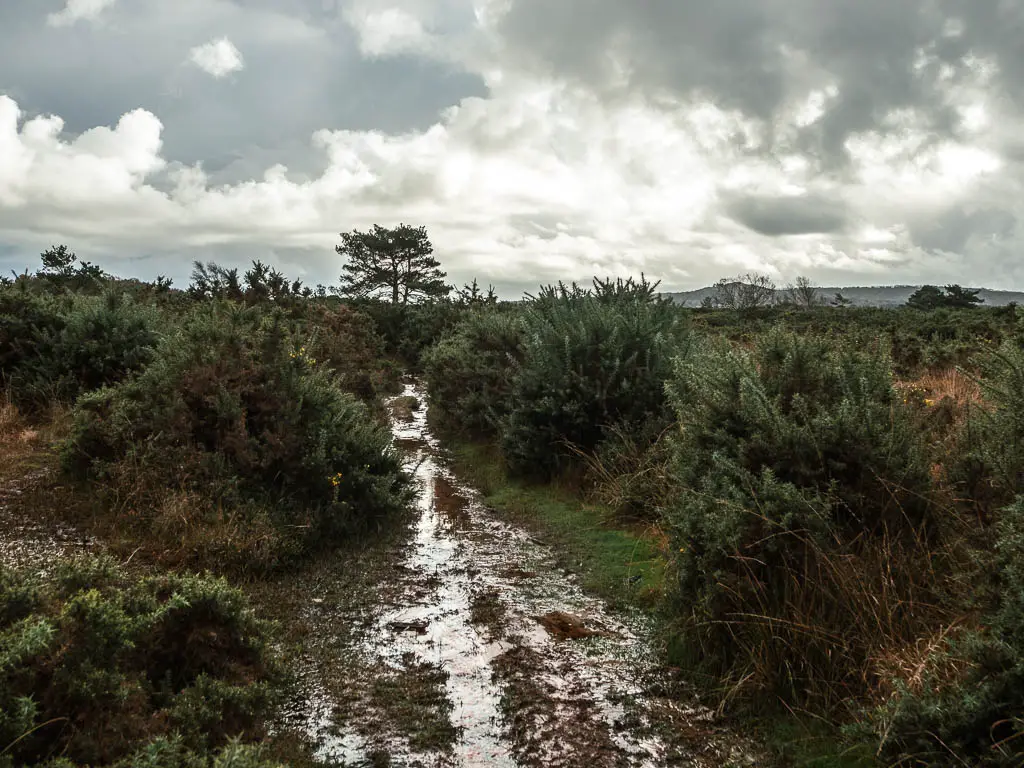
xmin=0 ymin=557 xmax=279 ymax=767
xmin=663 ymin=329 xmax=947 ymax=710
xmin=358 ymin=299 xmax=467 ymax=370
xmin=499 ymin=276 xmax=686 ymax=480
xmin=863 ymin=342 xmax=1024 ymax=765
xmin=0 ymin=287 xmax=159 ymax=411
xmin=688 ymin=304 xmax=1014 ymax=378
xmin=300 ymin=302 xmax=401 ymax=402
xmin=60 ymin=303 xmax=412 ymax=570
xmin=0 ymin=290 xmax=63 ymax=375
xmin=954 ymin=340 xmax=1024 ymax=509
xmin=422 ymin=306 xmax=524 ymax=437
xmin=862 ymin=497 xmax=1024 ymax=766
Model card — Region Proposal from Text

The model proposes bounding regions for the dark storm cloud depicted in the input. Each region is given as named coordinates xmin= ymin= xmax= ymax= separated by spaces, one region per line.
xmin=494 ymin=0 xmax=1014 ymax=163
xmin=725 ymin=192 xmax=848 ymax=237
xmin=910 ymin=205 xmax=1017 ymax=254
xmin=0 ymin=1 xmax=485 ymax=169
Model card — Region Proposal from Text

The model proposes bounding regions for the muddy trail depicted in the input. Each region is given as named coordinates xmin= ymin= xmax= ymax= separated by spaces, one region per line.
xmin=274 ymin=383 xmax=757 ymax=767
xmin=0 ymin=464 xmax=98 ymax=576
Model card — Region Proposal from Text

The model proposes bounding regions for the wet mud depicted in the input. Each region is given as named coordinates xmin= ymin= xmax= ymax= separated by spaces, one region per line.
xmin=278 ymin=383 xmax=757 ymax=767
xmin=0 ymin=465 xmax=98 ymax=574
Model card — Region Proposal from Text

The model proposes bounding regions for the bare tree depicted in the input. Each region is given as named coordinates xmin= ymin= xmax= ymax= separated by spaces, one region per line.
xmin=712 ymin=272 xmax=777 ymax=309
xmin=786 ymin=276 xmax=822 ymax=308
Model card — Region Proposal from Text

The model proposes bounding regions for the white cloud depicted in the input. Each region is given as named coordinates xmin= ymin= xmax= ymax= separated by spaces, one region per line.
xmin=188 ymin=37 xmax=245 ymax=78
xmin=0 ymin=48 xmax=1016 ymax=294
xmin=347 ymin=8 xmax=429 ymax=57
xmin=46 ymin=0 xmax=118 ymax=27
xmin=0 ymin=97 xmax=165 ymax=208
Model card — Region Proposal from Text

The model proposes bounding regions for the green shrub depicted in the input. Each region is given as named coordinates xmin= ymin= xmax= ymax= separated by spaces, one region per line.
xmin=357 ymin=300 xmax=467 ymax=369
xmin=499 ymin=276 xmax=686 ymax=480
xmin=0 ymin=290 xmax=65 ymax=377
xmin=953 ymin=341 xmax=1024 ymax=510
xmin=0 ymin=557 xmax=278 ymax=766
xmin=422 ymin=306 xmax=524 ymax=437
xmin=861 ymin=495 xmax=1024 ymax=766
xmin=104 ymin=738 xmax=285 ymax=768
xmin=0 ymin=287 xmax=159 ymax=411
xmin=686 ymin=305 xmax=1012 ymax=378
xmin=864 ymin=343 xmax=1024 ymax=765
xmin=663 ymin=329 xmax=944 ymax=710
xmin=60 ymin=303 xmax=413 ymax=569
xmin=300 ymin=302 xmax=401 ymax=401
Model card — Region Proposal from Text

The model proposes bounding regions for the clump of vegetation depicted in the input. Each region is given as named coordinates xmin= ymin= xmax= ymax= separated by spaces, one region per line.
xmin=662 ymin=329 xmax=953 ymax=710
xmin=422 ymin=307 xmax=523 ymax=437
xmin=60 ymin=302 xmax=412 ymax=572
xmin=858 ymin=507 xmax=1024 ymax=766
xmin=300 ymin=302 xmax=402 ymax=401
xmin=0 ymin=557 xmax=281 ymax=767
xmin=953 ymin=340 xmax=1024 ymax=508
xmin=359 ymin=299 xmax=468 ymax=370
xmin=0 ymin=288 xmax=158 ymax=411
xmin=907 ymin=284 xmax=985 ymax=311
xmin=859 ymin=342 xmax=1024 ymax=765
xmin=500 ymin=276 xmax=687 ymax=480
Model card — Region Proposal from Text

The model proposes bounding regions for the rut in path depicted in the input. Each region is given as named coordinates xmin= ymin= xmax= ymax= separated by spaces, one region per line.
xmin=282 ymin=383 xmax=755 ymax=767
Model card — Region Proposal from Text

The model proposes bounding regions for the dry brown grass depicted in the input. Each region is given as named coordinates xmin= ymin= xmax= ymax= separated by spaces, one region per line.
xmin=69 ymin=464 xmax=298 ymax=575
xmin=569 ymin=422 xmax=678 ymax=524
xmin=893 ymin=367 xmax=986 ymax=493
xmin=687 ymin=493 xmax=979 ymax=717
xmin=917 ymin=367 xmax=983 ymax=405
xmin=0 ymin=399 xmax=289 ymax=576
xmin=895 ymin=367 xmax=984 ymax=417
xmin=0 ymin=395 xmax=68 ymax=480
xmin=0 ymin=393 xmax=36 ymax=446
xmin=0 ymin=399 xmax=21 ymax=440
xmin=870 ymin=622 xmax=976 ymax=703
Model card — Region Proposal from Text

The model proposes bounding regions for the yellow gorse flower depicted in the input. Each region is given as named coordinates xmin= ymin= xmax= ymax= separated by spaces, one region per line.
xmin=290 ymin=347 xmax=316 ymax=366
xmin=330 ymin=472 xmax=343 ymax=487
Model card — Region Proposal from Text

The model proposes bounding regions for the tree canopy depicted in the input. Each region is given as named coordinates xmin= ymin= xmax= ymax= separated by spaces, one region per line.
xmin=336 ymin=224 xmax=451 ymax=304
xmin=907 ymin=284 xmax=984 ymax=310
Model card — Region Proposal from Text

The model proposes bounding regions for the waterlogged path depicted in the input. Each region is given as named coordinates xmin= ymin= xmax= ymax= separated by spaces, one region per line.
xmin=277 ymin=383 xmax=755 ymax=767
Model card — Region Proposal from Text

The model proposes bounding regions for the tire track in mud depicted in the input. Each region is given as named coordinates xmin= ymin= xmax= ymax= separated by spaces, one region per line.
xmin=282 ymin=383 xmax=756 ymax=767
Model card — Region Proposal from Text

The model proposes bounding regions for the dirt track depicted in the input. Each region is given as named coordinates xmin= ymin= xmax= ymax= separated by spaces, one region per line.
xmin=277 ymin=383 xmax=757 ymax=767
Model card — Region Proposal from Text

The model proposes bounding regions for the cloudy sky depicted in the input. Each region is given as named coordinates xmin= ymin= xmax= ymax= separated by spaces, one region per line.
xmin=1 ymin=0 xmax=1022 ymax=296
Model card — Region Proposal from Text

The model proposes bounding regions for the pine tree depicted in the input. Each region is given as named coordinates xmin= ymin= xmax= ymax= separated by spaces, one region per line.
xmin=942 ymin=284 xmax=984 ymax=309
xmin=39 ymin=244 xmax=77 ymax=276
xmin=456 ymin=278 xmax=498 ymax=306
xmin=336 ymin=224 xmax=451 ymax=304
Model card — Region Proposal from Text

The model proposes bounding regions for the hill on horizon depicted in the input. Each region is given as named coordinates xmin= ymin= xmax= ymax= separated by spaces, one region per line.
xmin=665 ymin=284 xmax=1024 ymax=308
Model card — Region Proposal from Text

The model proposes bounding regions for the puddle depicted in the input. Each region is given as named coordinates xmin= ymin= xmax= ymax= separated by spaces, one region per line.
xmin=282 ymin=383 xmax=757 ymax=767
xmin=0 ymin=467 xmax=99 ymax=575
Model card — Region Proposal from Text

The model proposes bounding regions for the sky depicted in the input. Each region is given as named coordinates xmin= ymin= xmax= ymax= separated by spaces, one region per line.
xmin=1 ymin=0 xmax=1023 ymax=297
